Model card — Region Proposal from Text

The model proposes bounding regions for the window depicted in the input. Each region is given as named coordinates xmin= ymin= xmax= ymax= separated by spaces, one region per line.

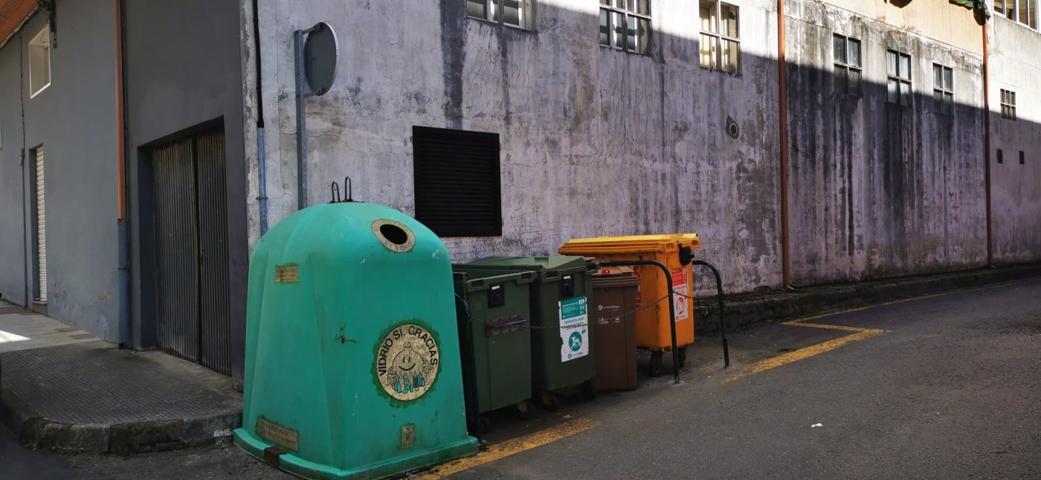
xmin=1000 ymin=89 xmax=1017 ymax=120
xmin=997 ymin=149 xmax=1004 ymax=164
xmin=886 ymin=50 xmax=912 ymax=107
xmin=28 ymin=26 xmax=51 ymax=98
xmin=412 ymin=126 xmax=502 ymax=237
xmin=699 ymin=1 xmax=740 ymax=73
xmin=466 ymin=0 xmax=535 ymax=30
xmin=833 ymin=35 xmax=862 ymax=96
xmin=1020 ymin=151 xmax=1026 ymax=165
xmin=932 ymin=64 xmax=954 ymax=115
xmin=599 ymin=0 xmax=651 ymax=54
xmin=995 ymin=0 xmax=1038 ymax=30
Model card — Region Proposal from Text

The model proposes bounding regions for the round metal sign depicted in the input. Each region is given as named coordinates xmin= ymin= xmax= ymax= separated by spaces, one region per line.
xmin=303 ymin=22 xmax=338 ymax=96
xmin=375 ymin=323 xmax=440 ymax=401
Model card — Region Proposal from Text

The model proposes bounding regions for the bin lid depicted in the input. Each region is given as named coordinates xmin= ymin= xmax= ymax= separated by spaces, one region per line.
xmin=593 ymin=266 xmax=635 ymax=276
xmin=452 ymin=268 xmax=536 ymax=292
xmin=466 ymin=255 xmax=590 ymax=272
xmin=559 ymin=233 xmax=701 ymax=255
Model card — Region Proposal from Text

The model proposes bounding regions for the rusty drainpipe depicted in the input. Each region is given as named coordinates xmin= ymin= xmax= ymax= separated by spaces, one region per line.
xmin=982 ymin=19 xmax=993 ymax=267
xmin=115 ymin=0 xmax=126 ymax=221
xmin=115 ymin=0 xmax=133 ymax=344
xmin=777 ymin=0 xmax=792 ymax=288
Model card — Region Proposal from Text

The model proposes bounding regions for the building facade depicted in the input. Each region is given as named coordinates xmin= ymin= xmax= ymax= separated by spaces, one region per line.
xmin=0 ymin=0 xmax=247 ymax=379
xmin=0 ymin=0 xmax=1038 ymax=377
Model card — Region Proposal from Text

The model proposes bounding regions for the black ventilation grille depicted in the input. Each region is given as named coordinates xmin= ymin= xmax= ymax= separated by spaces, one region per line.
xmin=413 ymin=126 xmax=503 ymax=237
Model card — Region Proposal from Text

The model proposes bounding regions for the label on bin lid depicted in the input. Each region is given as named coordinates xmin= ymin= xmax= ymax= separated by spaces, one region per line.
xmin=376 ymin=323 xmax=440 ymax=402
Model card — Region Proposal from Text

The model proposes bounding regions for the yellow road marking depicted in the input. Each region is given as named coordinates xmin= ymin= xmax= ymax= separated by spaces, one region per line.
xmin=725 ymin=327 xmax=886 ymax=383
xmin=414 ymin=417 xmax=598 ymax=479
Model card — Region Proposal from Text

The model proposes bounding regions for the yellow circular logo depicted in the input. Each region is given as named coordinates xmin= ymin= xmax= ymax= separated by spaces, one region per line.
xmin=376 ymin=323 xmax=440 ymax=401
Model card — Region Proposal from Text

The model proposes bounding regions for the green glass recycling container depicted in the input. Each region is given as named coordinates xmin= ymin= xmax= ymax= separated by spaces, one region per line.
xmin=234 ymin=202 xmax=477 ymax=480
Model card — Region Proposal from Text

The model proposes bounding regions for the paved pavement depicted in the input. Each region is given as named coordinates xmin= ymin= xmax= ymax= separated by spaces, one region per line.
xmin=0 ymin=302 xmax=99 ymax=353
xmin=1 ymin=277 xmax=1040 ymax=479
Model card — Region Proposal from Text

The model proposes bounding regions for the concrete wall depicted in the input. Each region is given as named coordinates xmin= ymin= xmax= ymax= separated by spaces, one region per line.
xmin=124 ymin=0 xmax=248 ymax=379
xmin=249 ymin=0 xmax=784 ymax=293
xmin=988 ymin=16 xmax=1041 ymax=264
xmin=786 ymin=1 xmax=988 ymax=285
xmin=825 ymin=0 xmax=983 ymax=54
xmin=0 ymin=2 xmax=121 ymax=340
xmin=0 ymin=24 xmax=28 ymax=306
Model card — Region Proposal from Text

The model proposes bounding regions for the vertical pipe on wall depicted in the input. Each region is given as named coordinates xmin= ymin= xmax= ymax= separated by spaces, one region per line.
xmin=20 ymin=32 xmax=29 ymax=307
xmin=116 ymin=0 xmax=131 ymax=345
xmin=252 ymin=0 xmax=268 ymax=234
xmin=294 ymin=31 xmax=307 ymax=211
xmin=776 ymin=0 xmax=792 ymax=288
xmin=115 ymin=0 xmax=126 ymax=220
xmin=982 ymin=21 xmax=993 ymax=267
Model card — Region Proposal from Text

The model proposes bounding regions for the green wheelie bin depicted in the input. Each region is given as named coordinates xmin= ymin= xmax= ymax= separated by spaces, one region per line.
xmin=453 ymin=269 xmax=535 ymax=432
xmin=463 ymin=256 xmax=596 ymax=410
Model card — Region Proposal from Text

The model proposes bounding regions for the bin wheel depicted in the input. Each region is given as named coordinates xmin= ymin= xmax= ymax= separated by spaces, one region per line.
xmin=477 ymin=415 xmax=494 ymax=435
xmin=581 ymin=380 xmax=597 ymax=401
xmin=536 ymin=392 xmax=560 ymax=411
xmin=648 ymin=352 xmax=663 ymax=377
xmin=515 ymin=401 xmax=531 ymax=420
xmin=678 ymin=346 xmax=688 ymax=368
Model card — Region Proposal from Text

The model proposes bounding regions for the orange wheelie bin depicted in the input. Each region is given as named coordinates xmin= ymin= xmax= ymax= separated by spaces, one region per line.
xmin=560 ymin=234 xmax=700 ymax=376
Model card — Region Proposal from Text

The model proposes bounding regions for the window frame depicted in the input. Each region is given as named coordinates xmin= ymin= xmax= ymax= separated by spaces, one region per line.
xmin=699 ymin=0 xmax=741 ymax=74
xmin=932 ymin=63 xmax=954 ymax=115
xmin=599 ymin=0 xmax=652 ymax=55
xmin=28 ymin=25 xmax=52 ymax=99
xmin=465 ymin=0 xmax=536 ymax=31
xmin=1000 ymin=89 xmax=1017 ymax=120
xmin=833 ymin=34 xmax=863 ymax=96
xmin=886 ymin=49 xmax=913 ymax=107
xmin=995 ymin=0 xmax=1039 ymax=30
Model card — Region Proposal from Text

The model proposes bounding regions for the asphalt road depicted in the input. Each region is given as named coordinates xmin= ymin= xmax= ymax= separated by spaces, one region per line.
xmin=454 ymin=277 xmax=1041 ymax=479
xmin=2 ymin=277 xmax=1040 ymax=479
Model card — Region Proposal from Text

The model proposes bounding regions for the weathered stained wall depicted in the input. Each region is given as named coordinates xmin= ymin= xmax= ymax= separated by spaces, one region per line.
xmin=249 ymin=0 xmax=783 ymax=293
xmin=785 ymin=0 xmax=988 ymax=285
xmin=0 ymin=2 xmax=121 ymax=340
xmin=988 ymin=16 xmax=1041 ymax=264
xmin=825 ymin=0 xmax=983 ymax=55
xmin=247 ymin=0 xmax=1037 ymax=295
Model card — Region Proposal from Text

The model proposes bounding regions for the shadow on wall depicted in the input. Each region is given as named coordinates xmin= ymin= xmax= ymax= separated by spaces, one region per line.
xmin=524 ymin=5 xmax=1030 ymax=282
xmin=275 ymin=1 xmax=1040 ymax=293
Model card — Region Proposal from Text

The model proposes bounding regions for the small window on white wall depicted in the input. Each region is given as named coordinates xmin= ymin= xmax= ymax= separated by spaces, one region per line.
xmin=29 ymin=25 xmax=51 ymax=98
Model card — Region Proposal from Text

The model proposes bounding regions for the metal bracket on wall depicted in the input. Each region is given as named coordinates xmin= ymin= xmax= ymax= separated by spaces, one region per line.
xmin=36 ymin=0 xmax=56 ymax=48
xmin=294 ymin=22 xmax=338 ymax=210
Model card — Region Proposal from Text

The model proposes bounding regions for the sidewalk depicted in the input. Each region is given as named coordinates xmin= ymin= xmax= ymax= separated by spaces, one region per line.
xmin=693 ymin=263 xmax=1041 ymax=335
xmin=0 ymin=262 xmax=1038 ymax=457
xmin=0 ymin=301 xmax=240 ymax=455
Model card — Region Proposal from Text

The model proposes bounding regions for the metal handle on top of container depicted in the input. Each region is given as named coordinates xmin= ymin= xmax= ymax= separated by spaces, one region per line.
xmin=597 ymin=259 xmax=680 ymax=385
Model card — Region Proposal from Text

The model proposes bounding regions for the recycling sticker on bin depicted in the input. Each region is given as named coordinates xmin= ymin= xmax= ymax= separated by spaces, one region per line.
xmin=672 ymin=270 xmax=689 ymax=322
xmin=559 ymin=296 xmax=589 ymax=362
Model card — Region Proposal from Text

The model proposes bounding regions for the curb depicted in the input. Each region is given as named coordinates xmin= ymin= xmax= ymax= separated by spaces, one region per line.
xmin=0 ymin=351 xmax=241 ymax=455
xmin=693 ymin=263 xmax=1041 ymax=335
xmin=0 ymin=384 xmax=240 ymax=455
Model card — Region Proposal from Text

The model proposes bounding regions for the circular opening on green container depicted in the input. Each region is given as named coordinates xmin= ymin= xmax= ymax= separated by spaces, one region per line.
xmin=380 ymin=223 xmax=409 ymax=245
xmin=371 ymin=219 xmax=416 ymax=253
